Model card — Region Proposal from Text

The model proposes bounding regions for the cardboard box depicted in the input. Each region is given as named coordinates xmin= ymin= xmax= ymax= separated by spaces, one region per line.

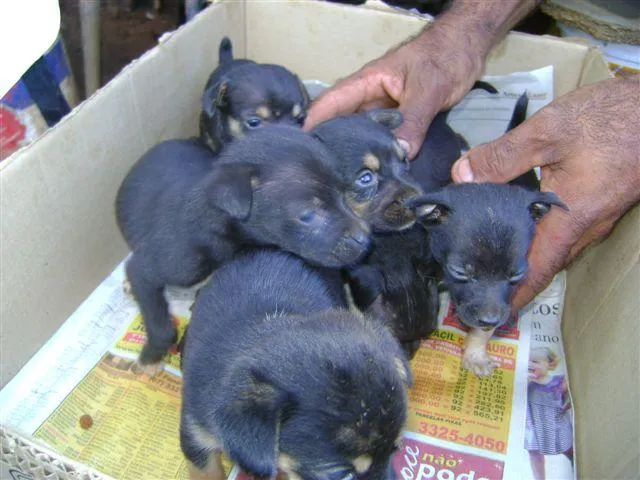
xmin=1 ymin=1 xmax=638 ymax=477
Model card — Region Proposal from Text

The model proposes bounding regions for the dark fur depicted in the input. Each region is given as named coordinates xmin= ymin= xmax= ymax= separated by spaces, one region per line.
xmin=347 ymin=92 xmax=534 ymax=357
xmin=181 ymin=251 xmax=410 ymax=480
xmin=116 ymin=126 xmax=370 ymax=364
xmin=310 ymin=109 xmax=422 ymax=232
xmin=199 ymin=37 xmax=310 ymax=152
xmin=408 ymin=183 xmax=567 ymax=329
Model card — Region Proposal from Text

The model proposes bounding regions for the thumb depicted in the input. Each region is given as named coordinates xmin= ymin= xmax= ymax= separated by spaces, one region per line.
xmin=451 ymin=117 xmax=553 ymax=184
xmin=394 ymin=95 xmax=439 ymax=160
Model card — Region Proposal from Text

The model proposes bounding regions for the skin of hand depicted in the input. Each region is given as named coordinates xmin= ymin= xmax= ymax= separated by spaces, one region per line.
xmin=304 ymin=0 xmax=540 ymax=158
xmin=451 ymin=74 xmax=640 ymax=310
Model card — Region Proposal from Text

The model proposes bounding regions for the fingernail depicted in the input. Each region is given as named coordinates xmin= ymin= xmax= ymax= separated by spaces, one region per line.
xmin=454 ymin=157 xmax=474 ymax=183
xmin=398 ymin=139 xmax=410 ymax=155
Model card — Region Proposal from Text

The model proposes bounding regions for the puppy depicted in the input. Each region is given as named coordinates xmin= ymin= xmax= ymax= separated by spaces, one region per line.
xmin=181 ymin=250 xmax=410 ymax=480
xmin=116 ymin=126 xmax=370 ymax=368
xmin=407 ymin=184 xmax=567 ymax=376
xmin=199 ymin=37 xmax=310 ymax=152
xmin=310 ymin=109 xmax=422 ymax=232
xmin=346 ymin=92 xmax=529 ymax=359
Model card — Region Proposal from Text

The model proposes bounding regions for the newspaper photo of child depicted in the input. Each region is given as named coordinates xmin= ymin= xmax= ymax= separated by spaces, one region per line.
xmin=525 ymin=346 xmax=574 ymax=479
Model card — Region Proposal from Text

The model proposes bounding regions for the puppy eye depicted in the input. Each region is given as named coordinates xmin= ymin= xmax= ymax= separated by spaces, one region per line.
xmin=296 ymin=114 xmax=306 ymax=125
xmin=245 ymin=117 xmax=263 ymax=129
xmin=509 ymin=269 xmax=527 ymax=283
xmin=298 ymin=209 xmax=317 ymax=224
xmin=356 ymin=169 xmax=376 ymax=187
xmin=448 ymin=266 xmax=469 ymax=282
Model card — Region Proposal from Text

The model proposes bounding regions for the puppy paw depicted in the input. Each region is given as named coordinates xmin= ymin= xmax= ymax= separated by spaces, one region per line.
xmin=461 ymin=348 xmax=498 ymax=377
xmin=134 ymin=360 xmax=165 ymax=378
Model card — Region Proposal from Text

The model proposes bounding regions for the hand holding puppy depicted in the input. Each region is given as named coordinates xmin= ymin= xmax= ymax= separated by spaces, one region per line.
xmin=304 ymin=0 xmax=538 ymax=158
xmin=452 ymin=74 xmax=640 ymax=309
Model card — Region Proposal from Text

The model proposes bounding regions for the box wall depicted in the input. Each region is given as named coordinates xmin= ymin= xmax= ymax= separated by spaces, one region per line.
xmin=0 ymin=0 xmax=245 ymax=387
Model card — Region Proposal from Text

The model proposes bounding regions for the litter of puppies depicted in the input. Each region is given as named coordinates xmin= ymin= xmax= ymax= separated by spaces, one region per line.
xmin=113 ymin=38 xmax=568 ymax=479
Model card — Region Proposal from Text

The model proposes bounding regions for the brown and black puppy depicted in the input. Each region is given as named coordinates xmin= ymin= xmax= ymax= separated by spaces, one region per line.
xmin=199 ymin=37 xmax=309 ymax=152
xmin=116 ymin=126 xmax=370 ymax=370
xmin=310 ymin=110 xmax=422 ymax=232
xmin=408 ymin=183 xmax=567 ymax=376
xmin=181 ymin=250 xmax=410 ymax=480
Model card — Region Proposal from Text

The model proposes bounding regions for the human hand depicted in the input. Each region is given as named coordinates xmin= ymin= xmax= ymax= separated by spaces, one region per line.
xmin=451 ymin=75 xmax=640 ymax=309
xmin=304 ymin=20 xmax=489 ymax=158
xmin=304 ymin=0 xmax=539 ymax=158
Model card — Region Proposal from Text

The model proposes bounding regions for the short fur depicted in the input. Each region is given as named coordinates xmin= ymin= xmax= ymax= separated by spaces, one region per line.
xmin=181 ymin=251 xmax=410 ymax=480
xmin=199 ymin=37 xmax=310 ymax=152
xmin=116 ymin=126 xmax=370 ymax=365
xmin=408 ymin=183 xmax=567 ymax=374
xmin=347 ymin=92 xmax=534 ymax=359
xmin=310 ymin=109 xmax=422 ymax=232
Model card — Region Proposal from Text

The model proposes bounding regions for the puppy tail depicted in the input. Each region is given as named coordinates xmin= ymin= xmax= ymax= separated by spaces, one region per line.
xmin=219 ymin=36 xmax=234 ymax=64
xmin=506 ymin=92 xmax=528 ymax=132
xmin=506 ymin=92 xmax=540 ymax=190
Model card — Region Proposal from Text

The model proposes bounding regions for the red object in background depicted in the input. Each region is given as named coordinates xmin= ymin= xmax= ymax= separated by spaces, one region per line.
xmin=0 ymin=105 xmax=27 ymax=159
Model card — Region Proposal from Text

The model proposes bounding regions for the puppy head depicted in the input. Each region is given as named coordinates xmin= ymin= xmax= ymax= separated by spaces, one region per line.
xmin=214 ymin=126 xmax=371 ymax=268
xmin=219 ymin=310 xmax=411 ymax=480
xmin=311 ymin=110 xmax=422 ymax=232
xmin=201 ymin=63 xmax=309 ymax=149
xmin=408 ymin=183 xmax=568 ymax=329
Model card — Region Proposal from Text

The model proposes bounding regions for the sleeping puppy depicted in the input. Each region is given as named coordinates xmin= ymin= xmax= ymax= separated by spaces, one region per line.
xmin=407 ymin=184 xmax=568 ymax=376
xmin=310 ymin=109 xmax=422 ymax=232
xmin=199 ymin=37 xmax=310 ymax=152
xmin=181 ymin=250 xmax=411 ymax=480
xmin=116 ymin=126 xmax=370 ymax=370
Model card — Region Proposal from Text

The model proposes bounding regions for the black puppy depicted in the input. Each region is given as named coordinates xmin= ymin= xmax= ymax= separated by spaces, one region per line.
xmin=408 ymin=184 xmax=567 ymax=376
xmin=346 ymin=93 xmax=530 ymax=359
xmin=116 ymin=126 xmax=370 ymax=370
xmin=199 ymin=37 xmax=309 ymax=152
xmin=181 ymin=250 xmax=410 ymax=480
xmin=310 ymin=109 xmax=422 ymax=232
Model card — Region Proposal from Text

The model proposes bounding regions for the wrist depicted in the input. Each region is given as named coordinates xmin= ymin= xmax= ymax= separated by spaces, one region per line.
xmin=427 ymin=0 xmax=540 ymax=60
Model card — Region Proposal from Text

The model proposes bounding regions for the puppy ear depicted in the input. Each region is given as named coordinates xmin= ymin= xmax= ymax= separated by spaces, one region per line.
xmin=296 ymin=75 xmax=311 ymax=107
xmin=215 ymin=80 xmax=230 ymax=109
xmin=207 ymin=164 xmax=258 ymax=220
xmin=363 ymin=109 xmax=404 ymax=130
xmin=219 ymin=368 xmax=292 ymax=478
xmin=405 ymin=193 xmax=452 ymax=225
xmin=529 ymin=191 xmax=568 ymax=221
xmin=201 ymin=80 xmax=230 ymax=117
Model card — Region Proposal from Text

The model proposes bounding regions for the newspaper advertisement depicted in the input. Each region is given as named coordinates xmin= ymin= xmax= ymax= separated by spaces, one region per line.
xmin=2 ymin=66 xmax=575 ymax=480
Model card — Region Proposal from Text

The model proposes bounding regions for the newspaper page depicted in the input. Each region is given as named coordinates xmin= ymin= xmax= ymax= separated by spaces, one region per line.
xmin=2 ymin=67 xmax=575 ymax=480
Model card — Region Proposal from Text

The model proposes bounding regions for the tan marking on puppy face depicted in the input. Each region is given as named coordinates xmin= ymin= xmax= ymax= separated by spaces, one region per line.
xmin=352 ymin=455 xmax=373 ymax=474
xmin=292 ymin=104 xmax=302 ymax=117
xmin=256 ymin=106 xmax=272 ymax=120
xmin=363 ymin=153 xmax=381 ymax=172
xmin=187 ymin=451 xmax=224 ymax=480
xmin=345 ymin=194 xmax=370 ymax=218
xmin=228 ymin=117 xmax=244 ymax=138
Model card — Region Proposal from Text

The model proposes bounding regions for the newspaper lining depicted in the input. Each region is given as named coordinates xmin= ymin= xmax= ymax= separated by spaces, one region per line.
xmin=1 ymin=66 xmax=575 ymax=480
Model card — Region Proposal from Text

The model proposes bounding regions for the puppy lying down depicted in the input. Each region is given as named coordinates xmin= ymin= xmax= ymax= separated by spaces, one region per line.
xmin=181 ymin=250 xmax=411 ymax=480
